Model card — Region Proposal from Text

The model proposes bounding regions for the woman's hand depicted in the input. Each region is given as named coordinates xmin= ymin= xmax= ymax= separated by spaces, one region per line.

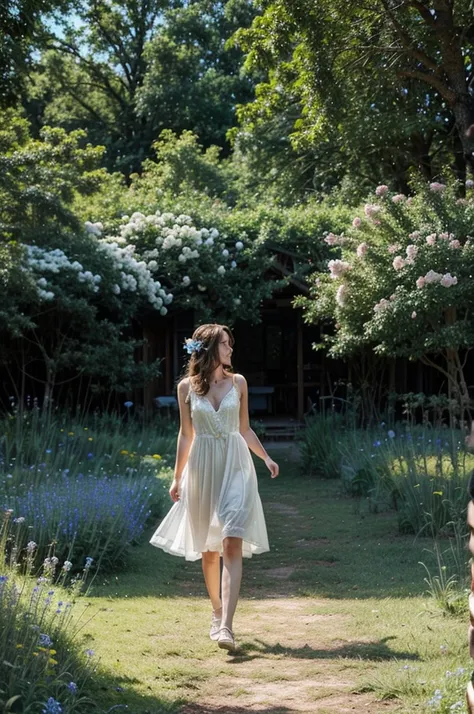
xmin=264 ymin=456 xmax=279 ymax=479
xmin=169 ymin=478 xmax=181 ymax=502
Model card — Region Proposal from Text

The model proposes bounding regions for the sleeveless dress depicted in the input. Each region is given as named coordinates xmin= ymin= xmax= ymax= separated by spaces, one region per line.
xmin=149 ymin=379 xmax=270 ymax=561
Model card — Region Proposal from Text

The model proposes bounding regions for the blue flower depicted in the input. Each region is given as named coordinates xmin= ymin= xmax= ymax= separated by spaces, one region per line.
xmin=67 ymin=682 xmax=78 ymax=695
xmin=124 ymin=401 xmax=133 ymax=408
xmin=183 ymin=338 xmax=203 ymax=354
xmin=42 ymin=697 xmax=62 ymax=714
xmin=39 ymin=633 xmax=53 ymax=647
xmin=85 ymin=648 xmax=94 ymax=657
xmin=373 ymin=440 xmax=381 ymax=447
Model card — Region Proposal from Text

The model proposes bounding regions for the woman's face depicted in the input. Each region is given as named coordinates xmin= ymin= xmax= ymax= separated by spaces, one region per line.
xmin=217 ymin=331 xmax=233 ymax=367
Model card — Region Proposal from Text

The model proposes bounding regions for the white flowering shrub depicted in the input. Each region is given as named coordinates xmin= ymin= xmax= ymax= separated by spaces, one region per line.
xmin=296 ymin=181 xmax=474 ymax=419
xmin=107 ymin=209 xmax=273 ymax=322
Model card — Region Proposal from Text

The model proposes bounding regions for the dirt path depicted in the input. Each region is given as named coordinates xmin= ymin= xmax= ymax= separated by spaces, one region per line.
xmin=179 ymin=596 xmax=393 ymax=714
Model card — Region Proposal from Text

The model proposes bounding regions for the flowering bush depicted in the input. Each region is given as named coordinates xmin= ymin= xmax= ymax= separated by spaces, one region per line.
xmin=108 ymin=209 xmax=274 ymax=322
xmin=296 ymin=181 xmax=474 ymax=421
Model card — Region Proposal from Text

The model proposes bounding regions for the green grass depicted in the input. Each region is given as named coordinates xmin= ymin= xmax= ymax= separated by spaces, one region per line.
xmin=78 ymin=448 xmax=470 ymax=713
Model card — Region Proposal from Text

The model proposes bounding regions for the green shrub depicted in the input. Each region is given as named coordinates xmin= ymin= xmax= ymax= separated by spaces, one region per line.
xmin=299 ymin=414 xmax=345 ymax=478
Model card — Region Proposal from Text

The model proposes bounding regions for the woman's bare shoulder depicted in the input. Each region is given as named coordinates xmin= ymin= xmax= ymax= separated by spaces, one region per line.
xmin=232 ymin=373 xmax=247 ymax=388
xmin=177 ymin=377 xmax=191 ymax=395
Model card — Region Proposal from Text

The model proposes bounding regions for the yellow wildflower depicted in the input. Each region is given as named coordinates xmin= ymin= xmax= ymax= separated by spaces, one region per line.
xmin=68 ymin=432 xmax=74 ymax=436
xmin=120 ymin=450 xmax=129 ymax=455
xmin=88 ymin=437 xmax=93 ymax=441
xmin=152 ymin=454 xmax=162 ymax=460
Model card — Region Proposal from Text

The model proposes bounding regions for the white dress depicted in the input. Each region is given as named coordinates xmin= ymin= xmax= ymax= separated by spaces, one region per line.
xmin=150 ymin=380 xmax=270 ymax=561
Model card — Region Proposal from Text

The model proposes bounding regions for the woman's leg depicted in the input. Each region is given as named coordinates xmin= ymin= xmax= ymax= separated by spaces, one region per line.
xmin=221 ymin=536 xmax=243 ymax=631
xmin=201 ymin=550 xmax=221 ymax=613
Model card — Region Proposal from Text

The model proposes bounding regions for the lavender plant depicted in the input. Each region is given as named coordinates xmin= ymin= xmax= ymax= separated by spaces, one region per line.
xmin=0 ymin=406 xmax=172 ymax=572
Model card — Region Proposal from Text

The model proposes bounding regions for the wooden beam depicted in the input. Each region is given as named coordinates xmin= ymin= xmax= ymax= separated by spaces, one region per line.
xmin=297 ymin=311 xmax=304 ymax=421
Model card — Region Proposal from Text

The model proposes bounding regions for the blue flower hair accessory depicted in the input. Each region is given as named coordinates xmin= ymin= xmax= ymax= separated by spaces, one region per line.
xmin=183 ymin=338 xmax=204 ymax=355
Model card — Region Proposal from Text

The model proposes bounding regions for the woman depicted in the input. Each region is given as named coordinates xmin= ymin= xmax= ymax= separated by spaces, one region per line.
xmin=150 ymin=323 xmax=279 ymax=652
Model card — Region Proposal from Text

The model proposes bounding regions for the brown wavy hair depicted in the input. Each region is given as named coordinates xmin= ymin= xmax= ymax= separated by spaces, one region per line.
xmin=184 ymin=323 xmax=234 ymax=396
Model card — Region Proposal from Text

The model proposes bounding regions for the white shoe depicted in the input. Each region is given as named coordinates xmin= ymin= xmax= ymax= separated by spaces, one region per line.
xmin=217 ymin=626 xmax=235 ymax=652
xmin=210 ymin=611 xmax=221 ymax=641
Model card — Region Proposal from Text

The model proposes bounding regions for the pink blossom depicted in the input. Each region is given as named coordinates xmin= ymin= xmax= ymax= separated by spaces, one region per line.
xmin=424 ymin=270 xmax=442 ymax=284
xmin=336 ymin=284 xmax=348 ymax=306
xmin=406 ymin=244 xmax=418 ymax=260
xmin=392 ymin=256 xmax=405 ymax=270
xmin=439 ymin=232 xmax=450 ymax=240
xmin=364 ymin=203 xmax=381 ymax=218
xmin=440 ymin=273 xmax=458 ymax=288
xmin=375 ymin=185 xmax=389 ymax=197
xmin=456 ymin=198 xmax=468 ymax=206
xmin=426 ymin=234 xmax=436 ymax=246
xmin=324 ymin=232 xmax=339 ymax=245
xmin=430 ymin=182 xmax=446 ymax=193
xmin=388 ymin=243 xmax=401 ymax=254
xmin=374 ymin=298 xmax=390 ymax=313
xmin=411 ymin=311 xmax=417 ymax=319
xmin=416 ymin=276 xmax=426 ymax=289
xmin=449 ymin=239 xmax=461 ymax=249
xmin=328 ymin=259 xmax=351 ymax=279
xmin=406 ymin=197 xmax=414 ymax=206
xmin=352 ymin=217 xmax=362 ymax=228
xmin=392 ymin=193 xmax=407 ymax=203
xmin=357 ymin=242 xmax=368 ymax=258
xmin=409 ymin=231 xmax=421 ymax=240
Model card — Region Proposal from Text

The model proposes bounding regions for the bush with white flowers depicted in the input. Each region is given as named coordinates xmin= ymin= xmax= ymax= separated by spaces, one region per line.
xmin=296 ymin=180 xmax=474 ymax=420
xmin=106 ymin=209 xmax=274 ymax=322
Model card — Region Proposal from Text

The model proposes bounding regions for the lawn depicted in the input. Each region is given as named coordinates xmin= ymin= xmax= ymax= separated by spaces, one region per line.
xmin=77 ymin=444 xmax=470 ymax=714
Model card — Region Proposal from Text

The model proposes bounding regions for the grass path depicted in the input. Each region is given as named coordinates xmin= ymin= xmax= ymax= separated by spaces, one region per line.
xmin=83 ymin=444 xmax=469 ymax=714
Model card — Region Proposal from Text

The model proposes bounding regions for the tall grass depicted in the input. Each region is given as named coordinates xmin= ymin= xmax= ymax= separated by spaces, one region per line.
xmin=299 ymin=413 xmax=346 ymax=478
xmin=0 ymin=405 xmax=175 ymax=573
xmin=0 ymin=511 xmax=98 ymax=714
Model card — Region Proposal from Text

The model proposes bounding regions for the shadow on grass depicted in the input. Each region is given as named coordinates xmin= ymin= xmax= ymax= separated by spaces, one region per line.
xmin=92 ymin=673 xmax=296 ymax=714
xmin=180 ymin=706 xmax=296 ymax=714
xmin=225 ymin=635 xmax=419 ymax=663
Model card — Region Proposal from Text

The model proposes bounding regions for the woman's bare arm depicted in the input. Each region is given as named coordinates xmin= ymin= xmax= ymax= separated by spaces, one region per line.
xmin=236 ymin=374 xmax=279 ymax=478
xmin=170 ymin=379 xmax=194 ymax=501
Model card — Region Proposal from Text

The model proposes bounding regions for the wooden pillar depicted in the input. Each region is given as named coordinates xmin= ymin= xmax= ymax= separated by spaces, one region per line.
xmin=297 ymin=311 xmax=304 ymax=422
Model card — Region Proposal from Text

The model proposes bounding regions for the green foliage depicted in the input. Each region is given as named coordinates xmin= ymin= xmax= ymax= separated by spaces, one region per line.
xmin=233 ymin=0 xmax=474 ymax=197
xmin=30 ymin=0 xmax=256 ymax=174
xmin=298 ymin=414 xmax=344 ymax=478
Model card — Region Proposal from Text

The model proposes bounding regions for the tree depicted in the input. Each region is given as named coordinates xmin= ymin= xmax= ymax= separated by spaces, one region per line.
xmin=296 ymin=180 xmax=474 ymax=424
xmin=29 ymin=0 xmax=257 ymax=173
xmin=233 ymin=0 xmax=474 ymax=194
xmin=0 ymin=0 xmax=71 ymax=105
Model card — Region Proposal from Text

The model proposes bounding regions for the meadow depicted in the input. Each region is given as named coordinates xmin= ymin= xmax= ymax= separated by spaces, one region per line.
xmin=0 ymin=407 xmax=472 ymax=713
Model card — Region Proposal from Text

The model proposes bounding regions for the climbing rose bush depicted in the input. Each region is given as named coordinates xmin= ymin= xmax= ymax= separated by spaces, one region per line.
xmin=296 ymin=181 xmax=474 ymax=418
